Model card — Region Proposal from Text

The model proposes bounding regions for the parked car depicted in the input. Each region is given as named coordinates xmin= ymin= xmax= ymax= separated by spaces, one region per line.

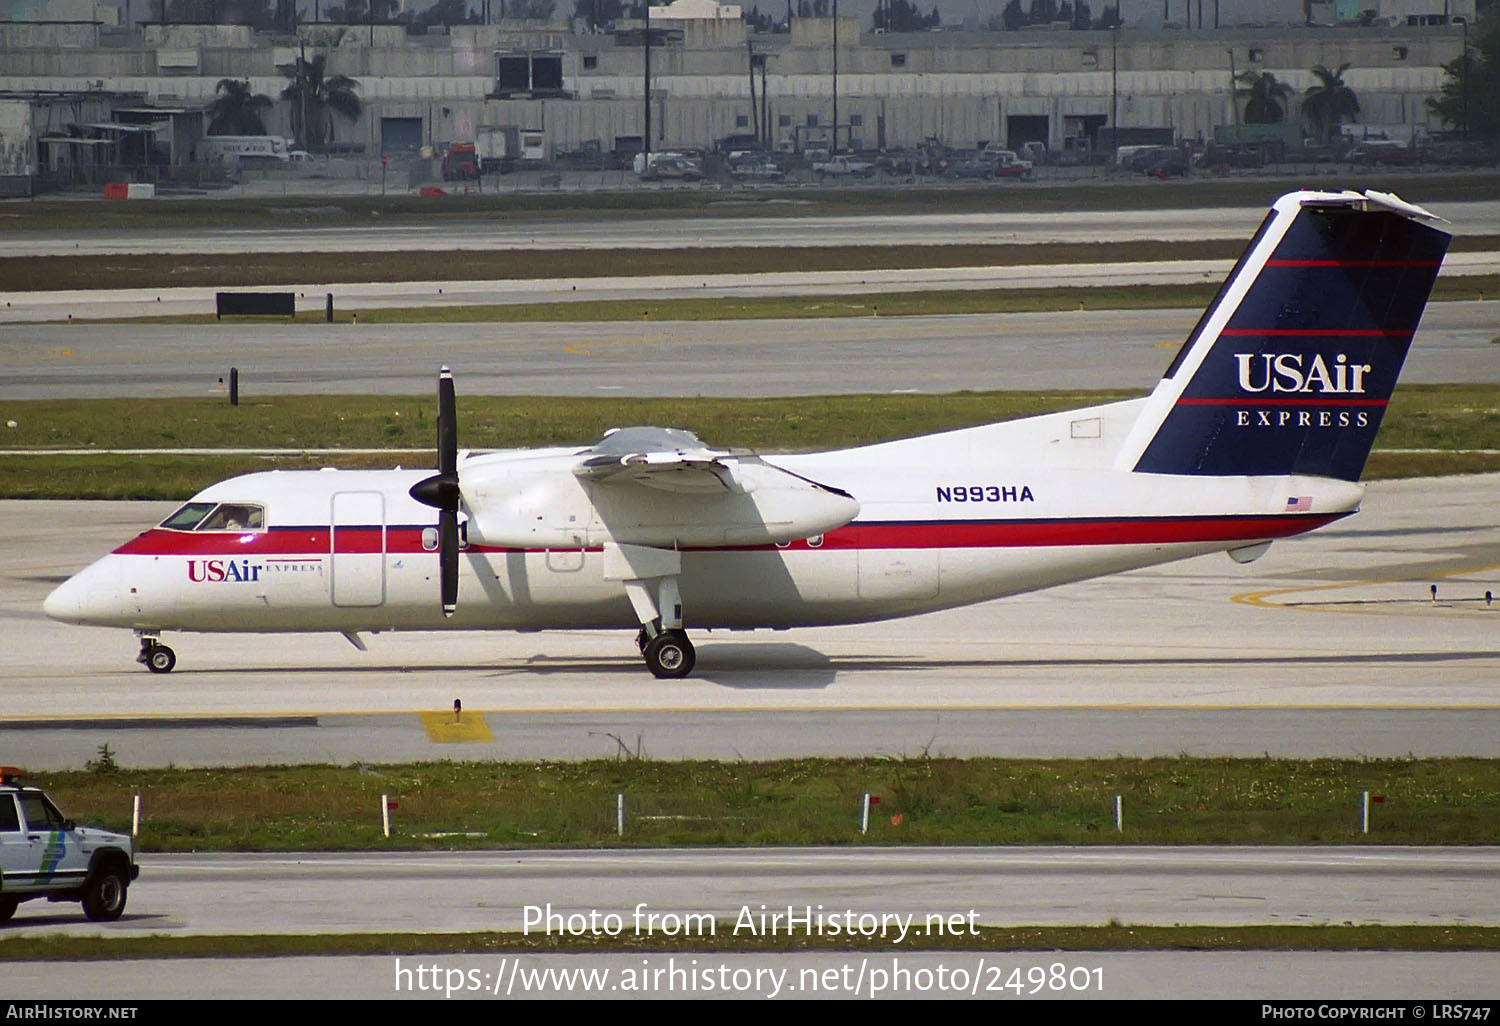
xmin=936 ymin=154 xmax=996 ymax=180
xmin=943 ymin=155 xmax=995 ymax=180
xmin=991 ymin=150 xmax=1035 ymax=179
xmin=728 ymin=155 xmax=786 ymax=181
xmin=875 ymin=148 xmax=932 ymax=176
xmin=640 ymin=156 xmax=704 ymax=182
xmin=1347 ymin=141 xmax=1415 ymax=166
xmin=1143 ymin=151 xmax=1190 ymax=178
xmin=812 ymin=154 xmax=877 ymax=179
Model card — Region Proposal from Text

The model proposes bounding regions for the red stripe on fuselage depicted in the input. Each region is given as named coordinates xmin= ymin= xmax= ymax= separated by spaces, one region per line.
xmin=1218 ymin=328 xmax=1414 ymax=337
xmin=112 ymin=513 xmax=1343 ymax=558
xmin=1264 ymin=259 xmax=1442 ymax=268
xmin=1174 ymin=397 xmax=1389 ymax=407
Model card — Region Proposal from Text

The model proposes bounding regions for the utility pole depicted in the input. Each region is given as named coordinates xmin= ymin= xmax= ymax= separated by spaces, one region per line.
xmin=760 ymin=53 xmax=769 ymax=149
xmin=1228 ymin=47 xmax=1239 ymax=129
xmin=1110 ymin=12 xmax=1119 ymax=162
xmin=298 ymin=40 xmax=308 ymax=150
xmin=831 ymin=0 xmax=838 ymax=152
xmin=748 ymin=40 xmax=759 ymax=145
xmin=1462 ymin=17 xmax=1470 ymax=141
xmin=644 ymin=10 xmax=652 ymax=164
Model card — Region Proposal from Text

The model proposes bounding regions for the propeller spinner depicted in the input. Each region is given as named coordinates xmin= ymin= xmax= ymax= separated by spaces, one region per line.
xmin=408 ymin=367 xmax=460 ymax=617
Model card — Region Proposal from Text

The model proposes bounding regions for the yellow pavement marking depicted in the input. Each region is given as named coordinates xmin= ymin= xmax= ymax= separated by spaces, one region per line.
xmin=418 ymin=711 xmax=494 ymax=743
xmin=14 ymin=703 xmax=1500 ymax=726
xmin=1233 ymin=563 xmax=1500 ymax=616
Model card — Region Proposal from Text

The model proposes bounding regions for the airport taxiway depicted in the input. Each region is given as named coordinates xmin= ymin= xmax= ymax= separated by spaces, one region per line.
xmin=4 ymin=199 xmax=1498 ymax=257
xmin=2 ymin=300 xmax=1498 ymax=399
xmin=9 ymin=950 xmax=1500 ymax=1000
xmin=4 ymin=847 xmax=1499 ymax=938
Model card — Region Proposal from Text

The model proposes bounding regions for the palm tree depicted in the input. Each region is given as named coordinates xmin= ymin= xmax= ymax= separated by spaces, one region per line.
xmin=1236 ymin=69 xmax=1293 ymax=124
xmin=206 ymin=78 xmax=273 ymax=136
xmin=1300 ymin=63 xmax=1360 ymax=145
xmin=280 ymin=53 xmax=362 ymax=150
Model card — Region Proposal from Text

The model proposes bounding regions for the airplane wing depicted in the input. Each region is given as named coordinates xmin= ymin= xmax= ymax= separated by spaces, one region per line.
xmin=574 ymin=451 xmax=740 ymax=493
xmin=572 ymin=426 xmax=744 ymax=494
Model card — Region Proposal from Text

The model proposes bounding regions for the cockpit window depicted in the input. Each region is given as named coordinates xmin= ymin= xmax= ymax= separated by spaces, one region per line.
xmin=159 ymin=502 xmax=265 ymax=532
xmin=160 ymin=502 xmax=216 ymax=531
xmin=197 ymin=504 xmax=265 ymax=531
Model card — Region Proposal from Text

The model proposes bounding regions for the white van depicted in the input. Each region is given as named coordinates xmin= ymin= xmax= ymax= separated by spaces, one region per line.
xmin=199 ymin=135 xmax=294 ymax=166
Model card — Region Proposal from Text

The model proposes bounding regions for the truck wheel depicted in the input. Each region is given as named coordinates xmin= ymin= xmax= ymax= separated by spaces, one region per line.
xmin=82 ymin=868 xmax=128 ymax=922
xmin=0 ymin=896 xmax=17 ymax=922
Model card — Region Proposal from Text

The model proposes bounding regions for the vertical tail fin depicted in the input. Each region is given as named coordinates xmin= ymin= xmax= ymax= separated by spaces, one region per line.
xmin=1117 ymin=189 xmax=1451 ymax=482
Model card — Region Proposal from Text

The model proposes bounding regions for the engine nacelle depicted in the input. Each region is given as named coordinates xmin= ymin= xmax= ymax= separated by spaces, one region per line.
xmin=459 ymin=454 xmax=859 ymax=550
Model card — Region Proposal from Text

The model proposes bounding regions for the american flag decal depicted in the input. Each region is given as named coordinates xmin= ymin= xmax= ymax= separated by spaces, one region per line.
xmin=1286 ymin=496 xmax=1312 ymax=512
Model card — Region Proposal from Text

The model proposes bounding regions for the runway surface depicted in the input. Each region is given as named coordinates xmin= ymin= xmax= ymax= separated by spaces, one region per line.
xmin=3 ymin=254 xmax=1495 ymax=327
xmin=6 ymin=847 xmax=1500 ymax=937
xmin=9 ymin=950 xmax=1500 ymax=1000
xmin=2 ymin=300 xmax=1497 ymax=399
xmin=4 ymin=200 xmax=1497 ymax=257
xmin=4 ymin=472 xmax=1498 ymax=766
xmin=7 ymin=847 xmax=1500 ymax=998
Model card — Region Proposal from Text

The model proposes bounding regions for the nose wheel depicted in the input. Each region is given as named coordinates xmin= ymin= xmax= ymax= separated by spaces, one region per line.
xmin=136 ymin=635 xmax=176 ymax=674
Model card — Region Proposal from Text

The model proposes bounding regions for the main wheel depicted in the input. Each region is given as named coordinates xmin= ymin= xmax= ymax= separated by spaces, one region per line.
xmin=0 ymin=896 xmax=18 ymax=922
xmin=81 ymin=867 xmax=128 ymax=922
xmin=146 ymin=645 xmax=176 ymax=674
xmin=643 ymin=630 xmax=695 ymax=679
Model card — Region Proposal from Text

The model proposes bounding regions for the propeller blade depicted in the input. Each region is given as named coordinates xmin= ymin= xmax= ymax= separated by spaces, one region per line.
xmin=408 ymin=367 xmax=462 ymax=618
xmin=437 ymin=365 xmax=456 ymax=481
xmin=439 ymin=508 xmax=458 ymax=618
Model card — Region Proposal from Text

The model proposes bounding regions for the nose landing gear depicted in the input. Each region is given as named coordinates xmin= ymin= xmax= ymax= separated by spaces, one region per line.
xmin=136 ymin=633 xmax=176 ymax=674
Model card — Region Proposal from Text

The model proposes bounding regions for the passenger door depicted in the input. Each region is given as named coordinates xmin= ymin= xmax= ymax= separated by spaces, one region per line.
xmin=330 ymin=491 xmax=386 ymax=608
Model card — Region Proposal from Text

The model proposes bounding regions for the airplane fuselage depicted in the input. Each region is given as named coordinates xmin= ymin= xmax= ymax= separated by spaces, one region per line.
xmin=45 ymin=427 xmax=1360 ymax=637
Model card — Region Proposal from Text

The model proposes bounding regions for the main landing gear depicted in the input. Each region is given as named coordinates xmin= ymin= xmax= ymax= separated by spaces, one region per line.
xmin=635 ymin=626 xmax=696 ymax=679
xmin=608 ymin=543 xmax=698 ymax=679
xmin=136 ymin=632 xmax=176 ymax=674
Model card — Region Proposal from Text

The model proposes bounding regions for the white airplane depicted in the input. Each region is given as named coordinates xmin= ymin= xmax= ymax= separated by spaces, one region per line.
xmin=45 ymin=189 xmax=1450 ymax=678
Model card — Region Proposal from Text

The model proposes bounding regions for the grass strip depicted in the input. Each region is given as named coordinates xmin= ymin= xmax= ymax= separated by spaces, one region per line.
xmin=32 ymin=756 xmax=1500 ymax=851
xmin=1 ymin=385 xmax=1497 ymax=498
xmin=4 ymin=172 xmax=1497 ymax=233
xmin=6 ymin=925 xmax=1500 ymax=962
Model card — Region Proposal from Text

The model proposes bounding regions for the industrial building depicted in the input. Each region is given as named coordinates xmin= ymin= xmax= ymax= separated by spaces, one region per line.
xmin=0 ymin=0 xmax=1474 ymax=194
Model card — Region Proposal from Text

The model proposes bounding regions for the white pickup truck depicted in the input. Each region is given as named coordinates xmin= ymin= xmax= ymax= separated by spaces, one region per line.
xmin=811 ymin=154 xmax=876 ymax=179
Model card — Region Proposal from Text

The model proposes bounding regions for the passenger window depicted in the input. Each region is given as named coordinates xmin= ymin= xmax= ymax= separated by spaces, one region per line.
xmin=197 ymin=504 xmax=266 ymax=531
xmin=0 ymin=796 xmax=19 ymax=832
xmin=160 ymin=502 xmax=217 ymax=531
xmin=18 ymin=794 xmax=65 ymax=830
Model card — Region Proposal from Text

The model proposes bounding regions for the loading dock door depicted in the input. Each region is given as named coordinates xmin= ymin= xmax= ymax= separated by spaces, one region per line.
xmin=379 ymin=117 xmax=423 ymax=155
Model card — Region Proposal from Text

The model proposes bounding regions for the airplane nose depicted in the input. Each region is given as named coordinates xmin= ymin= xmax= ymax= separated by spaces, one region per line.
xmin=44 ymin=574 xmax=86 ymax=623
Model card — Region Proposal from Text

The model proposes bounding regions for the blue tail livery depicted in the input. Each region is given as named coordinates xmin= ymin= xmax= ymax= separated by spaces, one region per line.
xmin=1122 ymin=189 xmax=1450 ymax=481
